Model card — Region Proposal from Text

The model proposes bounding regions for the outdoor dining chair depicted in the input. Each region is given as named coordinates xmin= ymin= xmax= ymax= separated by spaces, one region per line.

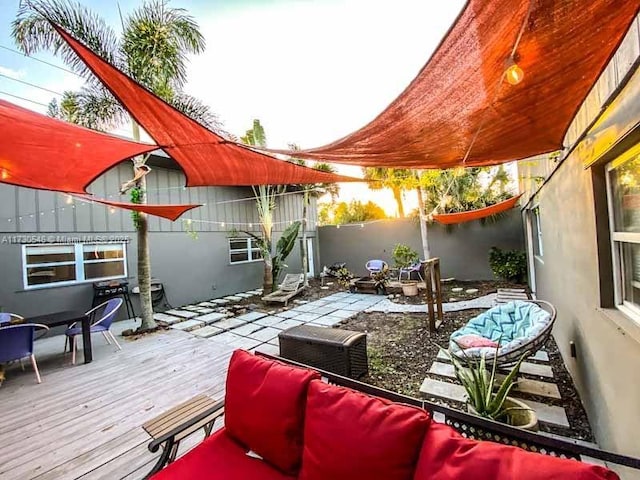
xmin=398 ymin=262 xmax=424 ymax=282
xmin=64 ymin=298 xmax=123 ymax=364
xmin=0 ymin=322 xmax=50 ymax=383
xmin=365 ymin=259 xmax=388 ymax=275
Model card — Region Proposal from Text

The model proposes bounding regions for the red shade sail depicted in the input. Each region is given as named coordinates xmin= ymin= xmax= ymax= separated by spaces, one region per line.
xmin=74 ymin=195 xmax=200 ymax=221
xmin=432 ymin=194 xmax=522 ymax=225
xmin=0 ymin=100 xmax=157 ymax=194
xmin=52 ymin=25 xmax=358 ymax=187
xmin=266 ymin=0 xmax=640 ymax=168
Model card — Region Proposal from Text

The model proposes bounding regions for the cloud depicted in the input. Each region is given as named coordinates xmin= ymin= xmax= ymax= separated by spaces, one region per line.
xmin=0 ymin=65 xmax=26 ymax=80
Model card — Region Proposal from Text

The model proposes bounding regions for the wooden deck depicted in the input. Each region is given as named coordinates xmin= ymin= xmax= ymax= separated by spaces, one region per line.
xmin=0 ymin=326 xmax=234 ymax=480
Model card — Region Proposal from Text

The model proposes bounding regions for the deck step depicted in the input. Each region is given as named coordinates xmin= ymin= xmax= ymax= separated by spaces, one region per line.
xmin=428 ymin=362 xmax=561 ymax=399
xmin=419 ymin=378 xmax=569 ymax=428
xmin=435 ymin=351 xmax=553 ymax=377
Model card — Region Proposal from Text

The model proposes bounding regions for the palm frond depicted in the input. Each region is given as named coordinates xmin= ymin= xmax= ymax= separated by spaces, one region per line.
xmin=169 ymin=93 xmax=228 ymax=135
xmin=122 ymin=0 xmax=205 ymax=91
xmin=12 ymin=0 xmax=121 ymax=83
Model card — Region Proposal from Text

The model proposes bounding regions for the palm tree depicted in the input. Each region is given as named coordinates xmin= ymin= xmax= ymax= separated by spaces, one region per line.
xmin=241 ymin=119 xmax=284 ymax=294
xmin=13 ymin=0 xmax=222 ymax=332
xmin=287 ymin=144 xmax=339 ymax=287
xmin=362 ymin=168 xmax=415 ymax=218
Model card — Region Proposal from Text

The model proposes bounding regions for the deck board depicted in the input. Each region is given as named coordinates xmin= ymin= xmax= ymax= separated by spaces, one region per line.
xmin=0 ymin=328 xmax=234 ymax=480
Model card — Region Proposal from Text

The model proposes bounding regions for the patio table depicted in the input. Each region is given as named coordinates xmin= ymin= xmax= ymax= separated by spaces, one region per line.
xmin=25 ymin=310 xmax=92 ymax=364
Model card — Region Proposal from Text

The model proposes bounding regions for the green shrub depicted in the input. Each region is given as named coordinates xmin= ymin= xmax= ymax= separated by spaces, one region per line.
xmin=392 ymin=244 xmax=419 ymax=268
xmin=488 ymin=247 xmax=527 ymax=283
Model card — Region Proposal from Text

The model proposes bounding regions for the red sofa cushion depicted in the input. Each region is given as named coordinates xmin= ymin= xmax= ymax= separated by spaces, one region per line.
xmin=414 ymin=422 xmax=620 ymax=480
xmin=224 ymin=349 xmax=319 ymax=475
xmin=150 ymin=428 xmax=296 ymax=480
xmin=299 ymin=379 xmax=431 ymax=480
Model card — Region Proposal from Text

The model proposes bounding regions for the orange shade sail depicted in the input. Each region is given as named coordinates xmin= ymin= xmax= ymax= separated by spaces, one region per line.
xmin=432 ymin=194 xmax=522 ymax=225
xmin=52 ymin=25 xmax=358 ymax=187
xmin=0 ymin=100 xmax=157 ymax=194
xmin=73 ymin=195 xmax=200 ymax=221
xmin=265 ymin=0 xmax=640 ymax=168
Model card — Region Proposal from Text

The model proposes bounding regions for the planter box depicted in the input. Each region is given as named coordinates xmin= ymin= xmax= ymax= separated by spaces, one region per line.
xmin=349 ymin=277 xmax=387 ymax=295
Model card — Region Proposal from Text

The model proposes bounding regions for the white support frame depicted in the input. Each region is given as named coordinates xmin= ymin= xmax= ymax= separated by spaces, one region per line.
xmin=22 ymin=243 xmax=128 ymax=290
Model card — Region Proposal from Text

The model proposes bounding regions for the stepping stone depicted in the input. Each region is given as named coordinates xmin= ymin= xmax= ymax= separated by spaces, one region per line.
xmin=255 ymin=316 xmax=287 ymax=327
xmin=420 ymin=378 xmax=467 ymax=402
xmin=198 ymin=302 xmax=216 ymax=307
xmin=419 ymin=379 xmax=568 ymax=428
xmin=224 ymin=296 xmax=243 ymax=301
xmin=236 ymin=293 xmax=253 ymax=298
xmin=291 ymin=313 xmax=322 ymax=322
xmin=465 ymin=288 xmax=479 ymax=294
xmin=192 ymin=325 xmax=223 ymax=338
xmin=505 ymin=362 xmax=553 ymax=378
xmin=254 ymin=343 xmax=279 ymax=355
xmin=312 ymin=306 xmax=339 ymax=315
xmin=429 ymin=362 xmax=561 ymax=399
xmin=211 ymin=317 xmax=246 ymax=330
xmin=210 ymin=331 xmax=246 ymax=345
xmin=170 ymin=319 xmax=204 ymax=332
xmin=274 ymin=310 xmax=299 ymax=319
xmin=328 ymin=310 xmax=357 ymax=320
xmin=320 ymin=286 xmax=330 ymax=290
xmin=182 ymin=305 xmax=202 ymax=311
xmin=342 ymin=303 xmax=367 ymax=311
xmin=164 ymin=309 xmax=199 ymax=319
xmin=293 ymin=299 xmax=309 ymax=305
xmin=211 ymin=299 xmax=229 ymax=305
xmin=272 ymin=319 xmax=304 ymax=330
xmin=310 ymin=316 xmax=342 ymax=327
xmin=236 ymin=311 xmax=268 ymax=322
xmin=530 ymin=350 xmax=549 ymax=362
xmin=451 ymin=288 xmax=463 ymax=293
xmin=292 ymin=304 xmax=317 ymax=312
xmin=193 ymin=307 xmax=215 ymax=314
xmin=195 ymin=312 xmax=227 ymax=324
xmin=268 ymin=337 xmax=280 ymax=347
xmin=153 ymin=313 xmax=182 ymax=325
xmin=231 ymin=323 xmax=266 ymax=337
xmin=228 ymin=336 xmax=262 ymax=350
xmin=248 ymin=327 xmax=281 ymax=343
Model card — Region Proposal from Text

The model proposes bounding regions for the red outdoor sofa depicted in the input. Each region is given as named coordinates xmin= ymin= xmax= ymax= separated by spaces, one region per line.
xmin=145 ymin=349 xmax=632 ymax=480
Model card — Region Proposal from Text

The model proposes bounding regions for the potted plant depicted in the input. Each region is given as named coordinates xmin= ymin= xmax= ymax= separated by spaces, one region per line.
xmin=335 ymin=267 xmax=354 ymax=291
xmin=392 ymin=244 xmax=420 ymax=296
xmin=370 ymin=270 xmax=389 ymax=295
xmin=441 ymin=346 xmax=538 ymax=431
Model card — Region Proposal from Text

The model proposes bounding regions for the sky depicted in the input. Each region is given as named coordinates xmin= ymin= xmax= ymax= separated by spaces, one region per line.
xmin=0 ymin=0 xmax=467 ymax=216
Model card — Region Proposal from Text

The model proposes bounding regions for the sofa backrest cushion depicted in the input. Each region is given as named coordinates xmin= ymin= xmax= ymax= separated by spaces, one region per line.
xmin=225 ymin=350 xmax=320 ymax=475
xmin=413 ymin=422 xmax=620 ymax=480
xmin=299 ymin=379 xmax=431 ymax=480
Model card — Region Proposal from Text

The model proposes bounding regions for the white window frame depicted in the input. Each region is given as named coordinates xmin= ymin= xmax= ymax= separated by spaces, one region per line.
xmin=606 ymin=156 xmax=640 ymax=323
xmin=22 ymin=243 xmax=128 ymax=290
xmin=228 ymin=237 xmax=263 ymax=265
xmin=531 ymin=205 xmax=544 ymax=259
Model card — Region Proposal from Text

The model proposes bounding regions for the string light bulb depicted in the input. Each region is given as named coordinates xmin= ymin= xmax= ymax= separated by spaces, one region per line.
xmin=109 ymin=206 xmax=116 ymax=214
xmin=65 ymin=195 xmax=73 ymax=205
xmin=504 ymin=58 xmax=524 ymax=85
xmin=0 ymin=168 xmax=8 ymax=180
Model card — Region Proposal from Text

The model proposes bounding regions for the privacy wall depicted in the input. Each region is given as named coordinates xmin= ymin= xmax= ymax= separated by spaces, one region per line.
xmin=318 ymin=211 xmax=524 ymax=280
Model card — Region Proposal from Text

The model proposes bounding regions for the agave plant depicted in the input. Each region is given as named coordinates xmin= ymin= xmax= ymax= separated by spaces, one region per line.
xmin=441 ymin=345 xmax=528 ymax=422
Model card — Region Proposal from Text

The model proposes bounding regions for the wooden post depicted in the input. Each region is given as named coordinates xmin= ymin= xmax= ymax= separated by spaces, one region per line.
xmin=422 ymin=258 xmax=444 ymax=333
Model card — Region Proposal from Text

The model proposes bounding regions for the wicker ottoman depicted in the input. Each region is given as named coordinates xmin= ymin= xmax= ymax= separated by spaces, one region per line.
xmin=278 ymin=325 xmax=368 ymax=379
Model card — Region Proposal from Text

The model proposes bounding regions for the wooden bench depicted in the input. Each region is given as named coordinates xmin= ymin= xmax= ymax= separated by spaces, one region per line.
xmin=143 ymin=394 xmax=225 ymax=479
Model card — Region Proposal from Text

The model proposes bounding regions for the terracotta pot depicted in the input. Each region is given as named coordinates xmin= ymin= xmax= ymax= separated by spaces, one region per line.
xmin=468 ymin=397 xmax=539 ymax=431
xmin=401 ymin=282 xmax=419 ymax=296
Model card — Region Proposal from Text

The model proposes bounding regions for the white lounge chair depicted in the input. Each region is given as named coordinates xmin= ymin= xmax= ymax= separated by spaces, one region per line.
xmin=261 ymin=274 xmax=305 ymax=306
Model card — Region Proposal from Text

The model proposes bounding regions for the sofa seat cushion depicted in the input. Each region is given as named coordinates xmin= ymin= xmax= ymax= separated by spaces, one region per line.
xmin=300 ymin=379 xmax=431 ymax=480
xmin=225 ymin=349 xmax=319 ymax=475
xmin=151 ymin=428 xmax=296 ymax=480
xmin=414 ymin=422 xmax=619 ymax=480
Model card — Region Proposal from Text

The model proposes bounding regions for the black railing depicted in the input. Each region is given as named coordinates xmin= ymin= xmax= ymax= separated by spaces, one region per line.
xmin=258 ymin=352 xmax=640 ymax=470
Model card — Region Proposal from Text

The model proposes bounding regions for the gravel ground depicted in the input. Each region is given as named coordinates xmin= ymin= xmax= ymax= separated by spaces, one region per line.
xmin=339 ymin=281 xmax=594 ymax=442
